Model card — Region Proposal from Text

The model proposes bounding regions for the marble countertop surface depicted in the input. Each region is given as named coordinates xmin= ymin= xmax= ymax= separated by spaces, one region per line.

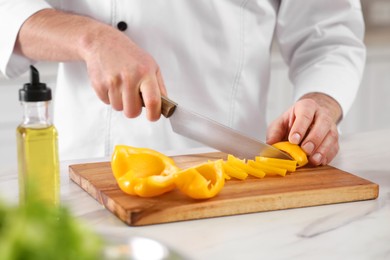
xmin=1 ymin=128 xmax=389 ymax=260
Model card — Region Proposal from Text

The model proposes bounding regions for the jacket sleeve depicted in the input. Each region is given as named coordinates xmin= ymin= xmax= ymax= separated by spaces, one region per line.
xmin=0 ymin=0 xmax=53 ymax=78
xmin=275 ymin=0 xmax=366 ymax=117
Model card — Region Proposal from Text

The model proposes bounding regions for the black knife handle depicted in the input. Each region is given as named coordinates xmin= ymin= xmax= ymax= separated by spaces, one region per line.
xmin=161 ymin=96 xmax=177 ymax=118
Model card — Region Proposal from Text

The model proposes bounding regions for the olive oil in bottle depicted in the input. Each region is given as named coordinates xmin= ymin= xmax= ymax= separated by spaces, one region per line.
xmin=17 ymin=65 xmax=60 ymax=206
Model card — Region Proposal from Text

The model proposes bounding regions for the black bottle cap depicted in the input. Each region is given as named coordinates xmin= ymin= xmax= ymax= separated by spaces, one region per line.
xmin=19 ymin=65 xmax=52 ymax=102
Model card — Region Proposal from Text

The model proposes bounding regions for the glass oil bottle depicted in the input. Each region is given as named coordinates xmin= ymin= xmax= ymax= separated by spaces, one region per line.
xmin=17 ymin=65 xmax=60 ymax=206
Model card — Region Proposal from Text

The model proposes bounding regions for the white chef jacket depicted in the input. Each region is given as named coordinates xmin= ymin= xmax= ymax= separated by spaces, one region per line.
xmin=0 ymin=0 xmax=366 ymax=161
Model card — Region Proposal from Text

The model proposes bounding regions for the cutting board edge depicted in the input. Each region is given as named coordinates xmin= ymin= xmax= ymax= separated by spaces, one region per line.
xmin=125 ymin=182 xmax=379 ymax=226
xmin=69 ymin=165 xmax=142 ymax=225
xmin=68 ymin=158 xmax=380 ymax=226
xmin=69 ymin=165 xmax=113 ymax=204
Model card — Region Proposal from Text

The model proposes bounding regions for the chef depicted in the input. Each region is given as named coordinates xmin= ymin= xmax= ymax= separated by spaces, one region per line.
xmin=0 ymin=1 xmax=366 ymax=165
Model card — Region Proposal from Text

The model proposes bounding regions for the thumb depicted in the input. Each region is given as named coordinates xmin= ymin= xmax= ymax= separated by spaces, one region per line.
xmin=266 ymin=109 xmax=292 ymax=144
xmin=266 ymin=119 xmax=288 ymax=144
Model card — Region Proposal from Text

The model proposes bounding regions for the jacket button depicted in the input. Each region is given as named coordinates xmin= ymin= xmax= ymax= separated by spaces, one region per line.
xmin=117 ymin=21 xmax=128 ymax=31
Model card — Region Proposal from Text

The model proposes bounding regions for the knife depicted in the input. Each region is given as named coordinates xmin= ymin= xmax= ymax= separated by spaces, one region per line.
xmin=158 ymin=96 xmax=292 ymax=160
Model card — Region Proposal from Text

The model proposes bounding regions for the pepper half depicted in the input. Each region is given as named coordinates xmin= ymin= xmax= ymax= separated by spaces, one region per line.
xmin=111 ymin=145 xmax=180 ymax=197
xmin=174 ymin=160 xmax=225 ymax=199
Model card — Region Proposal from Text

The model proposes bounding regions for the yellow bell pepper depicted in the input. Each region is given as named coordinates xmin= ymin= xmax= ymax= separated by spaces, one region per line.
xmin=226 ymin=155 xmax=266 ymax=179
xmin=174 ymin=160 xmax=225 ymax=199
xmin=111 ymin=145 xmax=180 ymax=197
xmin=255 ymin=156 xmax=297 ymax=172
xmin=247 ymin=160 xmax=287 ymax=177
xmin=272 ymin=141 xmax=308 ymax=167
xmin=222 ymin=162 xmax=248 ymax=180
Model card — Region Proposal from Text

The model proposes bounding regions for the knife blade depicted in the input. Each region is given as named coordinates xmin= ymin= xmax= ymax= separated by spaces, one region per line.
xmin=159 ymin=96 xmax=292 ymax=160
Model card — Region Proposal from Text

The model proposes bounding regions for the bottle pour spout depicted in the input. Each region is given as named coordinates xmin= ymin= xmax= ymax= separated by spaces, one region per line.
xmin=19 ymin=65 xmax=52 ymax=102
xmin=30 ymin=65 xmax=40 ymax=86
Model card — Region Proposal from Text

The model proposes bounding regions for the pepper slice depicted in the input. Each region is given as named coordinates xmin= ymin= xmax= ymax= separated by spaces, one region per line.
xmin=272 ymin=141 xmax=308 ymax=167
xmin=247 ymin=160 xmax=287 ymax=177
xmin=223 ymin=162 xmax=248 ymax=180
xmin=226 ymin=155 xmax=265 ymax=179
xmin=174 ymin=160 xmax=225 ymax=199
xmin=111 ymin=145 xmax=180 ymax=197
xmin=255 ymin=156 xmax=297 ymax=172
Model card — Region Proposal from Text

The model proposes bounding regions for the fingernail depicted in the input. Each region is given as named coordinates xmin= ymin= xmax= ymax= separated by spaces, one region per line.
xmin=321 ymin=158 xmax=327 ymax=166
xmin=312 ymin=153 xmax=323 ymax=164
xmin=302 ymin=142 xmax=315 ymax=154
xmin=290 ymin=133 xmax=301 ymax=144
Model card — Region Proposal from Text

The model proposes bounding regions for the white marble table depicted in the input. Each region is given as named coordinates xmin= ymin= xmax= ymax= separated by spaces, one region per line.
xmin=1 ymin=129 xmax=389 ymax=260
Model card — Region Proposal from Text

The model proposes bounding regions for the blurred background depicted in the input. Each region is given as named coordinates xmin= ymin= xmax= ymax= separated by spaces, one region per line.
xmin=0 ymin=0 xmax=389 ymax=168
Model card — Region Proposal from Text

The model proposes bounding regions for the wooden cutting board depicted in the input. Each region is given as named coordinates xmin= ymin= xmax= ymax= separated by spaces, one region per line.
xmin=69 ymin=152 xmax=379 ymax=226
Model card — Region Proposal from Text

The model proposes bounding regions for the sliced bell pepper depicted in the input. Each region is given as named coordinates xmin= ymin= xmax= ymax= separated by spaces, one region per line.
xmin=255 ymin=156 xmax=297 ymax=172
xmin=223 ymin=162 xmax=248 ymax=180
xmin=247 ymin=160 xmax=287 ymax=177
xmin=174 ymin=160 xmax=225 ymax=199
xmin=272 ymin=141 xmax=308 ymax=167
xmin=111 ymin=145 xmax=180 ymax=197
xmin=226 ymin=155 xmax=266 ymax=179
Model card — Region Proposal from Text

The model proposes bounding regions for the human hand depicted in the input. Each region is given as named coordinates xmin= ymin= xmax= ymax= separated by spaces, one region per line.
xmin=266 ymin=93 xmax=342 ymax=166
xmin=15 ymin=9 xmax=165 ymax=121
xmin=81 ymin=25 xmax=166 ymax=121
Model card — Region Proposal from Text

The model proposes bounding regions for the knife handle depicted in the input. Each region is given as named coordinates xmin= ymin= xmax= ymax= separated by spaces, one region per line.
xmin=161 ymin=96 xmax=177 ymax=118
xmin=141 ymin=94 xmax=177 ymax=118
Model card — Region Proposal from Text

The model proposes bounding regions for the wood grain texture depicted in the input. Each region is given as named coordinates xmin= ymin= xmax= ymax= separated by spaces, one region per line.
xmin=68 ymin=152 xmax=379 ymax=226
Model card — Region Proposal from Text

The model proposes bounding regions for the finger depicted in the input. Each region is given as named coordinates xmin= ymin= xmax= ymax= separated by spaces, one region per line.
xmin=308 ymin=125 xmax=339 ymax=165
xmin=122 ymin=75 xmax=142 ymax=118
xmin=156 ymin=68 xmax=167 ymax=97
xmin=139 ymin=76 xmax=162 ymax=121
xmin=301 ymin=113 xmax=332 ymax=156
xmin=108 ymin=83 xmax=124 ymax=111
xmin=91 ymin=80 xmax=110 ymax=105
xmin=266 ymin=109 xmax=290 ymax=144
xmin=288 ymin=100 xmax=316 ymax=145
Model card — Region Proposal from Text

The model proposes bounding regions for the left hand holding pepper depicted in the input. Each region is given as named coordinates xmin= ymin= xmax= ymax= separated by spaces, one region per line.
xmin=266 ymin=92 xmax=342 ymax=166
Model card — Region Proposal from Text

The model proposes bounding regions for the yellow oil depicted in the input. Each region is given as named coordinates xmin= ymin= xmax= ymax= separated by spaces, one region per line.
xmin=17 ymin=125 xmax=60 ymax=205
